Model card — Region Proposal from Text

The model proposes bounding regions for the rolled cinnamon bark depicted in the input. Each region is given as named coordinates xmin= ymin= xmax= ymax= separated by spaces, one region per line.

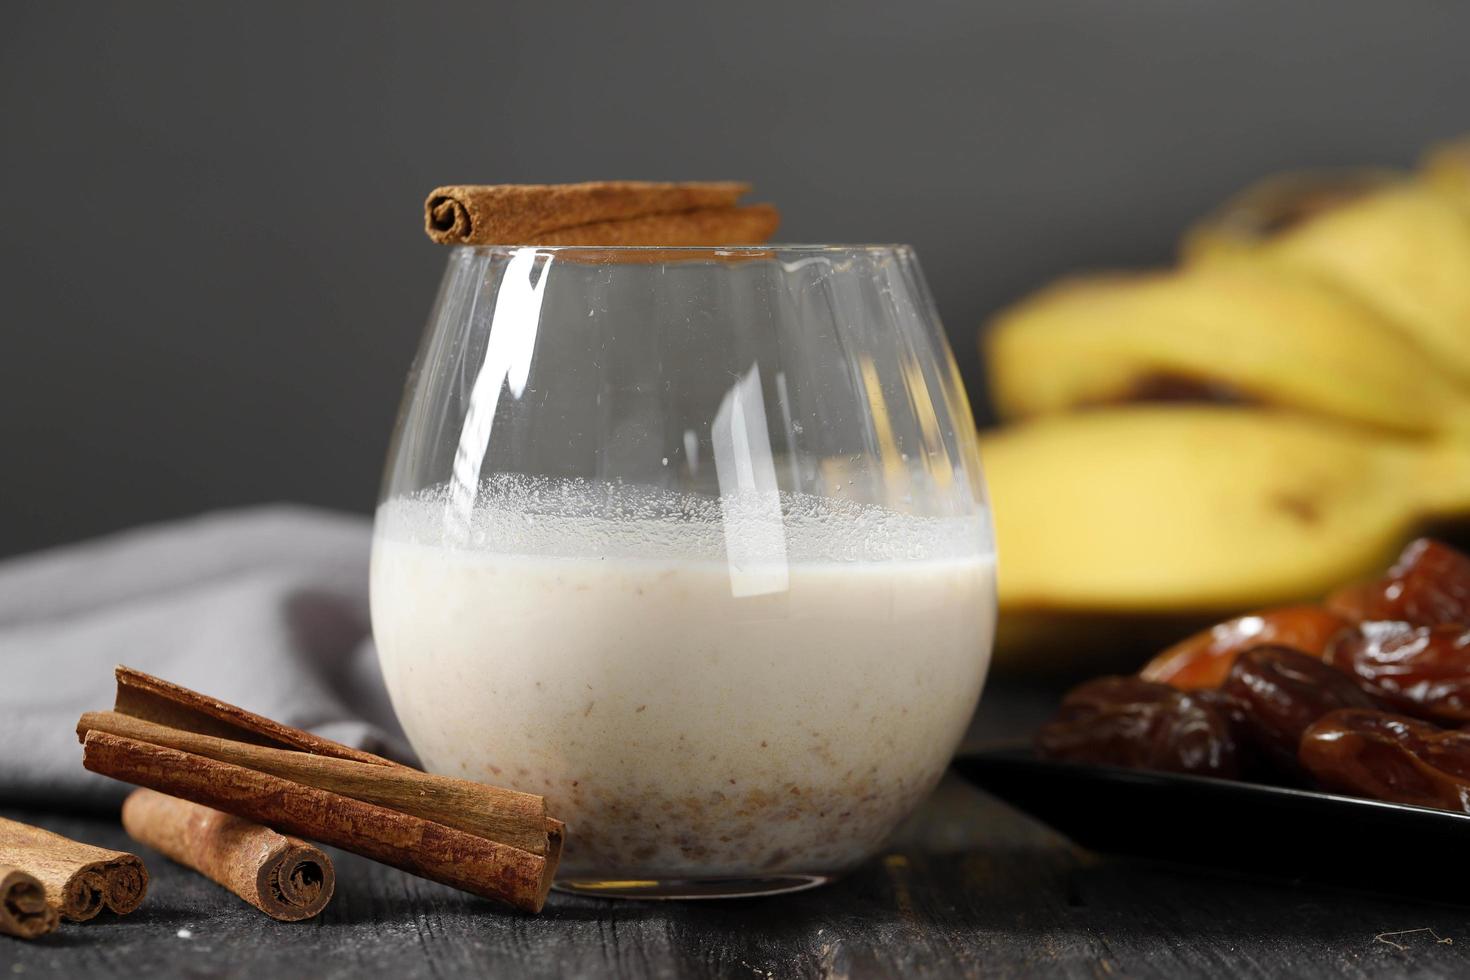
xmin=80 ymin=710 xmax=552 ymax=856
xmin=121 ymin=789 xmax=333 ymax=922
xmin=0 ymin=817 xmax=147 ymax=921
xmin=424 ymin=181 xmax=779 ymax=245
xmin=0 ymin=866 xmax=59 ymax=939
xmin=113 ymin=665 xmax=402 ymax=769
xmin=536 ymin=205 xmax=781 ymax=246
xmin=84 ymin=732 xmax=553 ymax=913
xmin=80 ymin=666 xmax=563 ymax=913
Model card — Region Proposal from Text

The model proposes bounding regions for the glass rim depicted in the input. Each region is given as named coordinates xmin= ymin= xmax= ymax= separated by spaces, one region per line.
xmin=448 ymin=243 xmax=914 ymax=255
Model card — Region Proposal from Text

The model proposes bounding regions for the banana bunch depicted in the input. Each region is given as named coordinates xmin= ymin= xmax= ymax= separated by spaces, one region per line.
xmin=981 ymin=140 xmax=1470 ymax=665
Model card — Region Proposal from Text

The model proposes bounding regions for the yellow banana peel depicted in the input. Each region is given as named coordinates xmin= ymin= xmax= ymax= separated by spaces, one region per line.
xmin=1180 ymin=168 xmax=1399 ymax=263
xmin=985 ymin=264 xmax=1470 ymax=436
xmin=982 ymin=406 xmax=1470 ymax=616
xmin=1423 ymin=138 xmax=1470 ymax=212
xmin=1188 ymin=179 xmax=1470 ymax=387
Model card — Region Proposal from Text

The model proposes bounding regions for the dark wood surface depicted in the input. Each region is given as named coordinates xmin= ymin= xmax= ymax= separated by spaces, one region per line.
xmin=4 ymin=684 xmax=1469 ymax=979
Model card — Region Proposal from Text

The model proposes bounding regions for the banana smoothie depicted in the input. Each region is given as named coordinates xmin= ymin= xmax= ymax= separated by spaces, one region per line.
xmin=371 ymin=477 xmax=995 ymax=880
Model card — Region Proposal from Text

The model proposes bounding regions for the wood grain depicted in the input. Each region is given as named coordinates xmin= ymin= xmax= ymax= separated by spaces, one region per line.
xmin=11 ymin=684 xmax=1470 ymax=976
xmin=6 ymin=774 xmax=1470 ymax=977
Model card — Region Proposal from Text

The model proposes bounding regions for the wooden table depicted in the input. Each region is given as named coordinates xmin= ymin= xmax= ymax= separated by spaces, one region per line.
xmin=4 ymin=683 xmax=1467 ymax=979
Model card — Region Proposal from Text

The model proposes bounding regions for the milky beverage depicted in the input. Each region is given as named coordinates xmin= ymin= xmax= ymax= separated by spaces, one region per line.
xmin=371 ymin=476 xmax=995 ymax=880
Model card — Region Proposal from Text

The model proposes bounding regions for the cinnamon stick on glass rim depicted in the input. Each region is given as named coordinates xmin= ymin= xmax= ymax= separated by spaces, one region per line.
xmin=122 ymin=789 xmax=334 ymax=922
xmin=424 ymin=180 xmax=780 ymax=246
xmin=78 ymin=666 xmax=564 ymax=914
xmin=0 ymin=866 xmax=59 ymax=939
xmin=0 ymin=816 xmax=147 ymax=922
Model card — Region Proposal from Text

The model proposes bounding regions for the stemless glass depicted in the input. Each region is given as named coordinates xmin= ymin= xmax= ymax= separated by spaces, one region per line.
xmin=371 ymin=245 xmax=996 ymax=898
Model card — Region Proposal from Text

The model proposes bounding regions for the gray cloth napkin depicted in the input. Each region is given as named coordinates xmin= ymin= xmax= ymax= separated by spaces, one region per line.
xmin=0 ymin=506 xmax=410 ymax=808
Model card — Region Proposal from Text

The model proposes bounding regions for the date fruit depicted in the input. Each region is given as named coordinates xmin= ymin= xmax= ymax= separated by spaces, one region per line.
xmin=1300 ymin=709 xmax=1470 ymax=812
xmin=1220 ymin=645 xmax=1378 ymax=772
xmin=1035 ymin=676 xmax=1238 ymax=778
xmin=1140 ymin=605 xmax=1351 ymax=690
xmin=1326 ymin=538 xmax=1470 ymax=626
xmin=1324 ymin=621 xmax=1470 ymax=724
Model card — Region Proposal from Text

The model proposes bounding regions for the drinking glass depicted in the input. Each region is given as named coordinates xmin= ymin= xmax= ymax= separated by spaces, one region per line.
xmin=371 ymin=245 xmax=996 ymax=898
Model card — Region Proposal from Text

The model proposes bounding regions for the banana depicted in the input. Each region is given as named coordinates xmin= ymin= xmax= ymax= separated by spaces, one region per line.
xmin=985 ymin=264 xmax=1470 ymax=436
xmin=1189 ymin=180 xmax=1470 ymax=386
xmin=1422 ymin=138 xmax=1470 ymax=212
xmin=1180 ymin=168 xmax=1399 ymax=263
xmin=981 ymin=406 xmax=1470 ymax=615
xmin=978 ymin=141 xmax=1470 ymax=671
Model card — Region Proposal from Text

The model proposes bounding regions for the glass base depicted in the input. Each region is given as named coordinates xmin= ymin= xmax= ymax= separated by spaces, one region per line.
xmin=553 ymin=874 xmax=833 ymax=900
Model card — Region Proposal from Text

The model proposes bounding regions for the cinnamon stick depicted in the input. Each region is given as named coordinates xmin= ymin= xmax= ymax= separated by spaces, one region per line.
xmin=0 ymin=866 xmax=58 ymax=939
xmin=79 ymin=667 xmax=564 ymax=913
xmin=536 ymin=205 xmax=781 ymax=246
xmin=113 ymin=665 xmax=401 ymax=767
xmin=80 ymin=710 xmax=550 ymax=856
xmin=121 ymin=789 xmax=333 ymax=922
xmin=0 ymin=817 xmax=147 ymax=922
xmin=424 ymin=181 xmax=779 ymax=245
xmin=83 ymin=731 xmax=552 ymax=912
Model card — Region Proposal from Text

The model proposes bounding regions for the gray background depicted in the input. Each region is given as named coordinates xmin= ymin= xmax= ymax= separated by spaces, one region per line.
xmin=4 ymin=0 xmax=1468 ymax=557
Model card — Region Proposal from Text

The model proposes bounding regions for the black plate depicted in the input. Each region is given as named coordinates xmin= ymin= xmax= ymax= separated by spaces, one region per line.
xmin=952 ymin=747 xmax=1470 ymax=900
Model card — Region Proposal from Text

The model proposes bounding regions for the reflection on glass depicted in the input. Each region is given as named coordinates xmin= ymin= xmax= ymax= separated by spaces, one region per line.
xmin=712 ymin=363 xmax=788 ymax=598
xmin=447 ymin=250 xmax=550 ymax=533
